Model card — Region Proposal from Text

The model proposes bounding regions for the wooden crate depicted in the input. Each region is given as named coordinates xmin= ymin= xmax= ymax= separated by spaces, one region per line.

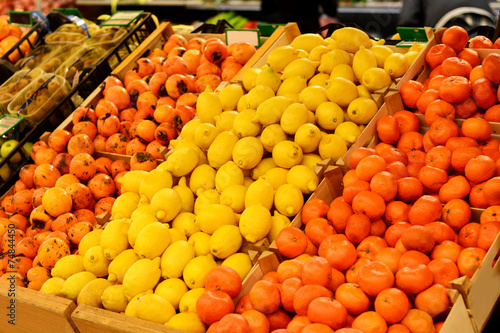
xmin=0 ymin=281 xmax=78 ymax=333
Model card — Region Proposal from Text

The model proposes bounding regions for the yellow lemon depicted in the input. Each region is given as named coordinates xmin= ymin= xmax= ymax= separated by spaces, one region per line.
xmin=268 ymin=211 xmax=291 ymax=243
xmin=125 ymin=290 xmax=153 ymax=318
xmin=290 ymin=33 xmax=326 ymax=53
xmin=189 ymin=164 xmax=216 ymax=196
xmin=273 ymin=140 xmax=303 ymax=168
xmin=352 ymin=45 xmax=378 ymax=82
xmin=215 ymin=110 xmax=238 ymax=132
xmin=218 ymin=83 xmax=244 ymax=111
xmin=136 ymin=293 xmax=176 ymax=324
xmin=116 ymin=170 xmax=148 ymax=194
xmin=370 ymin=44 xmax=394 ymax=68
xmin=183 ymin=255 xmax=218 ymax=289
xmin=195 ymin=204 xmax=237 ymax=234
xmin=384 ymin=52 xmax=408 ymax=79
xmin=215 ymin=161 xmax=245 ymax=193
xmin=150 ymin=188 xmax=182 ymax=222
xmin=255 ymin=66 xmax=281 ymax=92
xmin=309 ymin=44 xmax=330 ymax=61
xmin=330 ymin=63 xmax=355 ymax=82
xmin=173 ymin=176 xmax=194 ymax=213
xmin=78 ymin=229 xmax=103 ymax=258
xmin=254 ymin=95 xmax=294 ymax=126
xmin=357 ymin=84 xmax=373 ymax=99
xmin=318 ymin=133 xmax=348 ymax=161
xmin=138 ymin=169 xmax=173 ymax=204
xmin=83 ymin=246 xmax=111 ymax=278
xmin=274 ymin=183 xmax=304 ymax=217
xmin=134 ymin=222 xmax=170 ymax=259
xmin=294 ymin=123 xmax=323 ymax=153
xmin=318 ymin=49 xmax=351 ymax=74
xmin=308 ymin=73 xmax=330 ymax=87
xmin=239 ymin=205 xmax=272 ymax=243
xmin=51 ymin=254 xmax=84 ymax=280
xmin=111 ymin=191 xmax=140 ymax=219
xmin=261 ymin=167 xmax=288 ymax=190
xmin=281 ymin=58 xmax=319 ymax=81
xmin=100 ymin=218 xmax=130 ymax=260
xmin=286 ymin=165 xmax=319 ymax=194
xmin=315 ymin=101 xmax=344 ymax=130
xmin=232 ymin=109 xmax=262 ymax=138
xmin=209 ymin=225 xmax=242 ymax=259
xmin=161 ymin=240 xmax=196 ymax=278
xmin=332 ymin=27 xmax=372 ymax=53
xmin=188 ymin=232 xmax=211 ymax=257
xmin=325 ymin=77 xmax=358 ymax=108
xmin=361 ymin=67 xmax=392 ymax=92
xmin=101 ymin=284 xmax=128 ymax=312
xmin=172 ymin=212 xmax=200 ymax=238
xmin=107 ymin=249 xmax=140 ymax=284
xmin=58 ymin=271 xmax=97 ymax=301
xmin=260 ymin=124 xmax=288 ymax=153
xmin=77 ymin=278 xmax=111 ymax=307
xmin=165 ymin=312 xmax=206 ymax=333
xmin=179 ymin=287 xmax=206 ymax=313
xmin=123 ymin=257 xmax=161 ymax=300
xmin=277 ymin=75 xmax=307 ymax=98
xmin=298 ymin=85 xmax=328 ymax=112
xmin=168 ymin=228 xmax=187 ymax=243
xmin=128 ymin=213 xmax=157 ymax=248
xmin=251 ymin=157 xmax=277 ymax=180
xmin=300 ymin=153 xmax=323 ymax=170
xmin=220 ymin=184 xmax=247 ymax=214
xmin=155 ymin=278 xmax=188 ymax=310
xmin=194 ymin=123 xmax=220 ymax=150
xmin=347 ymin=96 xmax=379 ymax=124
xmin=244 ymin=177 xmax=274 ymax=210
xmin=40 ymin=277 xmax=65 ymax=295
xmin=194 ymin=189 xmax=220 ymax=215
xmin=180 ymin=118 xmax=202 ymax=141
xmin=221 ymin=252 xmax=253 ymax=280
xmin=267 ymin=45 xmax=300 ymax=72
xmin=164 ymin=147 xmax=199 ymax=177
xmin=335 ymin=121 xmax=362 ymax=147
xmin=246 ymin=85 xmax=275 ymax=109
xmin=197 ymin=90 xmax=222 ymax=124
xmin=232 ymin=137 xmax=264 ymax=169
xmin=281 ymin=102 xmax=309 ymax=135
xmin=404 ymin=51 xmax=420 ymax=66
xmin=242 ymin=68 xmax=261 ymax=92
xmin=207 ymin=130 xmax=239 ymax=169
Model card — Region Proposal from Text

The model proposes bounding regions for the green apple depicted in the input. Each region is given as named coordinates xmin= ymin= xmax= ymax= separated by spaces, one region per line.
xmin=1 ymin=139 xmax=22 ymax=164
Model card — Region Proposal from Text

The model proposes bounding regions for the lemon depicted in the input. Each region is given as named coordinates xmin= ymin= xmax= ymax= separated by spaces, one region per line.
xmin=100 ymin=218 xmax=130 ymax=260
xmin=51 ymin=254 xmax=84 ymax=280
xmin=335 ymin=121 xmax=362 ymax=147
xmin=164 ymin=147 xmax=199 ymax=177
xmin=277 ymin=76 xmax=307 ymax=98
xmin=221 ymin=253 xmax=252 ymax=280
xmin=196 ymin=204 xmax=237 ymax=235
xmin=301 ymin=153 xmax=323 ymax=170
xmin=111 ymin=192 xmax=140 ymax=219
xmin=194 ymin=189 xmax=220 ymax=215
xmin=215 ymin=111 xmax=238 ymax=131
xmin=261 ymin=167 xmax=289 ymax=190
xmin=287 ymin=164 xmax=319 ymax=194
xmin=136 ymin=293 xmax=176 ymax=324
xmin=250 ymin=158 xmax=277 ymax=180
xmin=274 ymin=183 xmax=304 ymax=217
xmin=83 ymin=246 xmax=111 ymax=277
xmin=281 ymin=58 xmax=319 ymax=81
xmin=246 ymin=85 xmax=275 ymax=109
xmin=232 ymin=137 xmax=264 ymax=170
xmin=167 ymin=138 xmax=208 ymax=167
xmin=254 ymin=95 xmax=294 ymax=126
xmin=172 ymin=212 xmax=200 ymax=237
xmin=165 ymin=312 xmax=206 ymax=333
xmin=267 ymin=45 xmax=299 ymax=72
xmin=315 ymin=101 xmax=344 ymax=131
xmin=255 ymin=66 xmax=281 ymax=93
xmin=125 ymin=290 xmax=153 ymax=317
xmin=361 ymin=67 xmax=392 ymax=92
xmin=309 ymin=44 xmax=330 ymax=61
xmin=40 ymin=277 xmax=66 ymax=295
xmin=108 ymin=249 xmax=140 ymax=284
xmin=290 ymin=33 xmax=326 ymax=53
xmin=260 ymin=124 xmax=288 ymax=153
xmin=244 ymin=177 xmax=274 ymax=210
xmin=173 ymin=177 xmax=194 ymax=213
xmin=357 ymin=84 xmax=372 ymax=99
xmin=189 ymin=164 xmax=216 ymax=196
xmin=268 ymin=211 xmax=291 ymax=243
xmin=58 ymin=271 xmax=97 ymax=301
xmin=168 ymin=228 xmax=187 ymax=243
xmin=325 ymin=77 xmax=359 ymax=108
xmin=232 ymin=109 xmax=262 ymax=138
xmin=134 ymin=222 xmax=170 ymax=259
xmin=318 ymin=133 xmax=348 ymax=161
xmin=77 ymin=278 xmax=111 ymax=307
xmin=207 ymin=130 xmax=239 ymax=169
xmin=116 ymin=170 xmax=148 ymax=194
xmin=280 ymin=102 xmax=309 ymax=135
xmin=308 ymin=73 xmax=331 ymax=87
xmin=150 ymin=188 xmax=182 ymax=223
xmin=197 ymin=90 xmax=222 ymax=124
xmin=220 ymin=185 xmax=247 ymax=214
xmin=273 ymin=140 xmax=303 ymax=168
xmin=242 ymin=68 xmax=261 ymax=92
xmin=215 ymin=161 xmax=244 ymax=193
xmin=332 ymin=27 xmax=372 ymax=53
xmin=179 ymin=288 xmax=205 ymax=313
xmin=209 ymin=225 xmax=242 ymax=259
xmin=347 ymin=96 xmax=378 ymax=124
xmin=298 ymin=85 xmax=328 ymax=112
xmin=318 ymin=49 xmax=351 ymax=74
xmin=384 ymin=52 xmax=408 ymax=79
xmin=102 ymin=284 xmax=128 ymax=312
xmin=330 ymin=64 xmax=355 ymax=82
xmin=194 ymin=123 xmax=220 ymax=150
xmin=404 ymin=51 xmax=419 ymax=66
xmin=128 ymin=214 xmax=157 ymax=247
xmin=180 ymin=118 xmax=202 ymax=141
xmin=155 ymin=278 xmax=188 ymax=310
xmin=138 ymin=169 xmax=173 ymax=204
xmin=352 ymin=45 xmax=378 ymax=82
xmin=188 ymin=232 xmax=211 ymax=257
xmin=294 ymin=123 xmax=323 ymax=153
xmin=161 ymin=240 xmax=195 ymax=278
xmin=183 ymin=255 xmax=218 ymax=289
xmin=239 ymin=205 xmax=272 ymax=243
xmin=218 ymin=84 xmax=244 ymax=111
xmin=79 ymin=229 xmax=103 ymax=257
xmin=123 ymin=257 xmax=161 ymax=300
xmin=370 ymin=44 xmax=394 ymax=68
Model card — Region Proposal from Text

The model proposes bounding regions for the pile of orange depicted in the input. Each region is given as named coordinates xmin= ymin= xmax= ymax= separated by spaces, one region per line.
xmin=0 ymin=16 xmax=35 ymax=63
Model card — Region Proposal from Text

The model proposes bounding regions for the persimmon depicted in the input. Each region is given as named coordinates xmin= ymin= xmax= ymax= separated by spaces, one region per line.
xmin=104 ymin=85 xmax=130 ymax=111
xmin=95 ymin=100 xmax=119 ymax=118
xmin=130 ymin=152 xmax=157 ymax=171
xmin=72 ymin=121 xmax=97 ymax=141
xmin=165 ymin=74 xmax=191 ymax=99
xmin=93 ymin=134 xmax=107 ymax=152
xmin=37 ymin=237 xmax=70 ymax=270
xmin=34 ymin=164 xmax=61 ymax=188
xmin=73 ymin=106 xmax=97 ymax=125
xmin=30 ymin=141 xmax=48 ymax=161
xmin=26 ymin=266 xmax=51 ymax=290
xmin=69 ymin=153 xmax=96 ymax=182
xmin=110 ymin=160 xmax=130 ymax=178
xmin=136 ymin=119 xmax=157 ymax=143
xmin=146 ymin=141 xmax=166 ymax=160
xmin=48 ymin=129 xmax=72 ymax=153
xmin=97 ymin=114 xmax=121 ymax=137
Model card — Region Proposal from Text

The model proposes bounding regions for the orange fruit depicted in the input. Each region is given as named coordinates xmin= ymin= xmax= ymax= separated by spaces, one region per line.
xmin=248 ymin=280 xmax=281 ymax=314
xmin=430 ymin=240 xmax=463 ymax=264
xmin=377 ymin=115 xmax=400 ymax=144
xmin=408 ymin=195 xmax=442 ymax=226
xmin=441 ymin=199 xmax=472 ymax=231
xmin=400 ymin=225 xmax=435 ymax=253
xmin=307 ymin=297 xmax=348 ymax=330
xmin=196 ymin=290 xmax=235 ymax=325
xmin=355 ymin=155 xmax=387 ymax=182
xmin=397 ymin=250 xmax=431 ymax=270
xmin=318 ymin=234 xmax=357 ymax=271
xmin=427 ymin=257 xmax=460 ymax=288
xmin=301 ymin=256 xmax=332 ymax=287
xmin=442 ymin=26 xmax=469 ymax=52
xmin=345 ymin=213 xmax=371 ymax=245
xmin=400 ymin=308 xmax=435 ymax=333
xmin=327 ymin=197 xmax=353 ymax=234
xmin=462 ymin=117 xmax=492 ymax=142
xmin=276 ymin=227 xmax=308 ymax=259
xmin=351 ymin=311 xmax=388 ymax=333
xmin=395 ymin=264 xmax=434 ymax=295
xmin=357 ymin=261 xmax=395 ymax=297
xmin=374 ymin=288 xmax=411 ymax=324
xmin=334 ymin=283 xmax=371 ymax=316
xmin=351 ymin=191 xmax=386 ymax=221
xmin=241 ymin=310 xmax=270 ymax=333
xmin=293 ymin=284 xmax=333 ymax=316
xmin=400 ymin=80 xmax=424 ymax=109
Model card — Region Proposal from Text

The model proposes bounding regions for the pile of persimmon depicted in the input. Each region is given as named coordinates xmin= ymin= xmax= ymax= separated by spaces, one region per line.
xmin=400 ymin=25 xmax=500 ymax=121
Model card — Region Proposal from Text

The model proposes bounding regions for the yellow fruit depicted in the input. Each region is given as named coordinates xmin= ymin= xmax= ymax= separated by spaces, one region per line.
xmin=347 ymin=96 xmax=378 ymax=124
xmin=155 ymin=278 xmax=188 ymax=310
xmin=281 ymin=58 xmax=319 ymax=81
xmin=352 ymin=45 xmax=378 ymax=82
xmin=168 ymin=228 xmax=187 ymax=243
xmin=318 ymin=133 xmax=348 ymax=161
xmin=101 ymin=284 xmax=128 ymax=313
xmin=138 ymin=169 xmax=173 ymax=204
xmin=261 ymin=167 xmax=289 ymax=190
xmin=335 ymin=121 xmax=362 ymax=147
xmin=179 ymin=118 xmax=202 ymax=141
xmin=51 ymin=254 xmax=84 ymax=280
xmin=300 ymin=153 xmax=323 ymax=170
xmin=287 ymin=165 xmax=318 ymax=195
xmin=357 ymin=84 xmax=372 ymax=99
xmin=232 ymin=109 xmax=262 ymax=138
xmin=325 ymin=77 xmax=358 ymax=108
xmin=308 ymin=73 xmax=331 ymax=87
xmin=108 ymin=249 xmax=140 ymax=284
xmin=78 ymin=229 xmax=104 ymax=258
xmin=218 ymin=83 xmax=244 ymax=111
xmin=267 ymin=45 xmax=300 ymax=72
xmin=136 ymin=293 xmax=176 ymax=324
xmin=164 ymin=147 xmax=199 ymax=177
xmin=128 ymin=213 xmax=157 ymax=247
xmin=100 ymin=218 xmax=130 ymax=260
xmin=245 ymin=177 xmax=274 ymax=210
xmin=239 ymin=205 xmax=272 ymax=243
xmin=179 ymin=288 xmax=205 ymax=313
xmin=242 ymin=68 xmax=261 ymax=92
xmin=281 ymin=102 xmax=309 ymax=135
xmin=274 ymin=183 xmax=304 ymax=217
xmin=268 ymin=211 xmax=291 ymax=243
xmin=183 ymin=255 xmax=217 ymax=289
xmin=190 ymin=164 xmax=216 ymax=196
xmin=197 ymin=90 xmax=222 ymax=124
xmin=166 ymin=139 xmax=207 ymax=167
xmin=207 ymin=130 xmax=239 ymax=169
xmin=404 ymin=51 xmax=420 ymax=66
xmin=384 ymin=52 xmax=408 ymax=79
xmin=298 ymin=85 xmax=328 ymax=112
xmin=260 ymin=124 xmax=288 ymax=153
xmin=318 ymin=49 xmax=351 ymax=74
xmin=361 ymin=67 xmax=392 ymax=92
xmin=195 ymin=203 xmax=237 ymax=234
xmin=58 ymin=271 xmax=97 ymax=301
xmin=220 ymin=184 xmax=247 ymax=214
xmin=221 ymin=253 xmax=252 ymax=281
xmin=125 ymin=290 xmax=153 ymax=318
xmin=123 ymin=257 xmax=161 ymax=300
xmin=194 ymin=123 xmax=220 ymax=150
xmin=188 ymin=232 xmax=211 ymax=257
xmin=111 ymin=192 xmax=140 ymax=220
xmin=246 ymin=85 xmax=275 ymax=109
xmin=215 ymin=161 xmax=244 ymax=193
xmin=172 ymin=176 xmax=194 ymax=213
xmin=273 ymin=140 xmax=303 ymax=168
xmin=194 ymin=189 xmax=220 ymax=215
xmin=165 ymin=312 xmax=206 ymax=333
xmin=83 ymin=246 xmax=111 ymax=277
xmin=161 ymin=240 xmax=196 ymax=278
xmin=315 ymin=101 xmax=344 ymax=130
xmin=255 ymin=66 xmax=281 ymax=92
xmin=294 ymin=123 xmax=323 ymax=153
xmin=215 ymin=110 xmax=238 ymax=131
xmin=40 ymin=277 xmax=65 ymax=295
xmin=277 ymin=75 xmax=307 ymax=98
xmin=134 ymin=222 xmax=170 ymax=259
xmin=116 ymin=170 xmax=148 ymax=194
xmin=172 ymin=212 xmax=200 ymax=237
xmin=254 ymin=95 xmax=294 ymax=126
xmin=290 ymin=33 xmax=326 ymax=52
xmin=232 ymin=137 xmax=264 ymax=170
xmin=309 ymin=44 xmax=330 ymax=61
xmin=210 ymin=225 xmax=242 ymax=259
xmin=150 ymin=188 xmax=182 ymax=222
xmin=77 ymin=278 xmax=111 ymax=307
xmin=332 ymin=27 xmax=372 ymax=53
xmin=251 ymin=157 xmax=277 ymax=180
xmin=370 ymin=44 xmax=394 ymax=68
xmin=330 ymin=63 xmax=355 ymax=81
